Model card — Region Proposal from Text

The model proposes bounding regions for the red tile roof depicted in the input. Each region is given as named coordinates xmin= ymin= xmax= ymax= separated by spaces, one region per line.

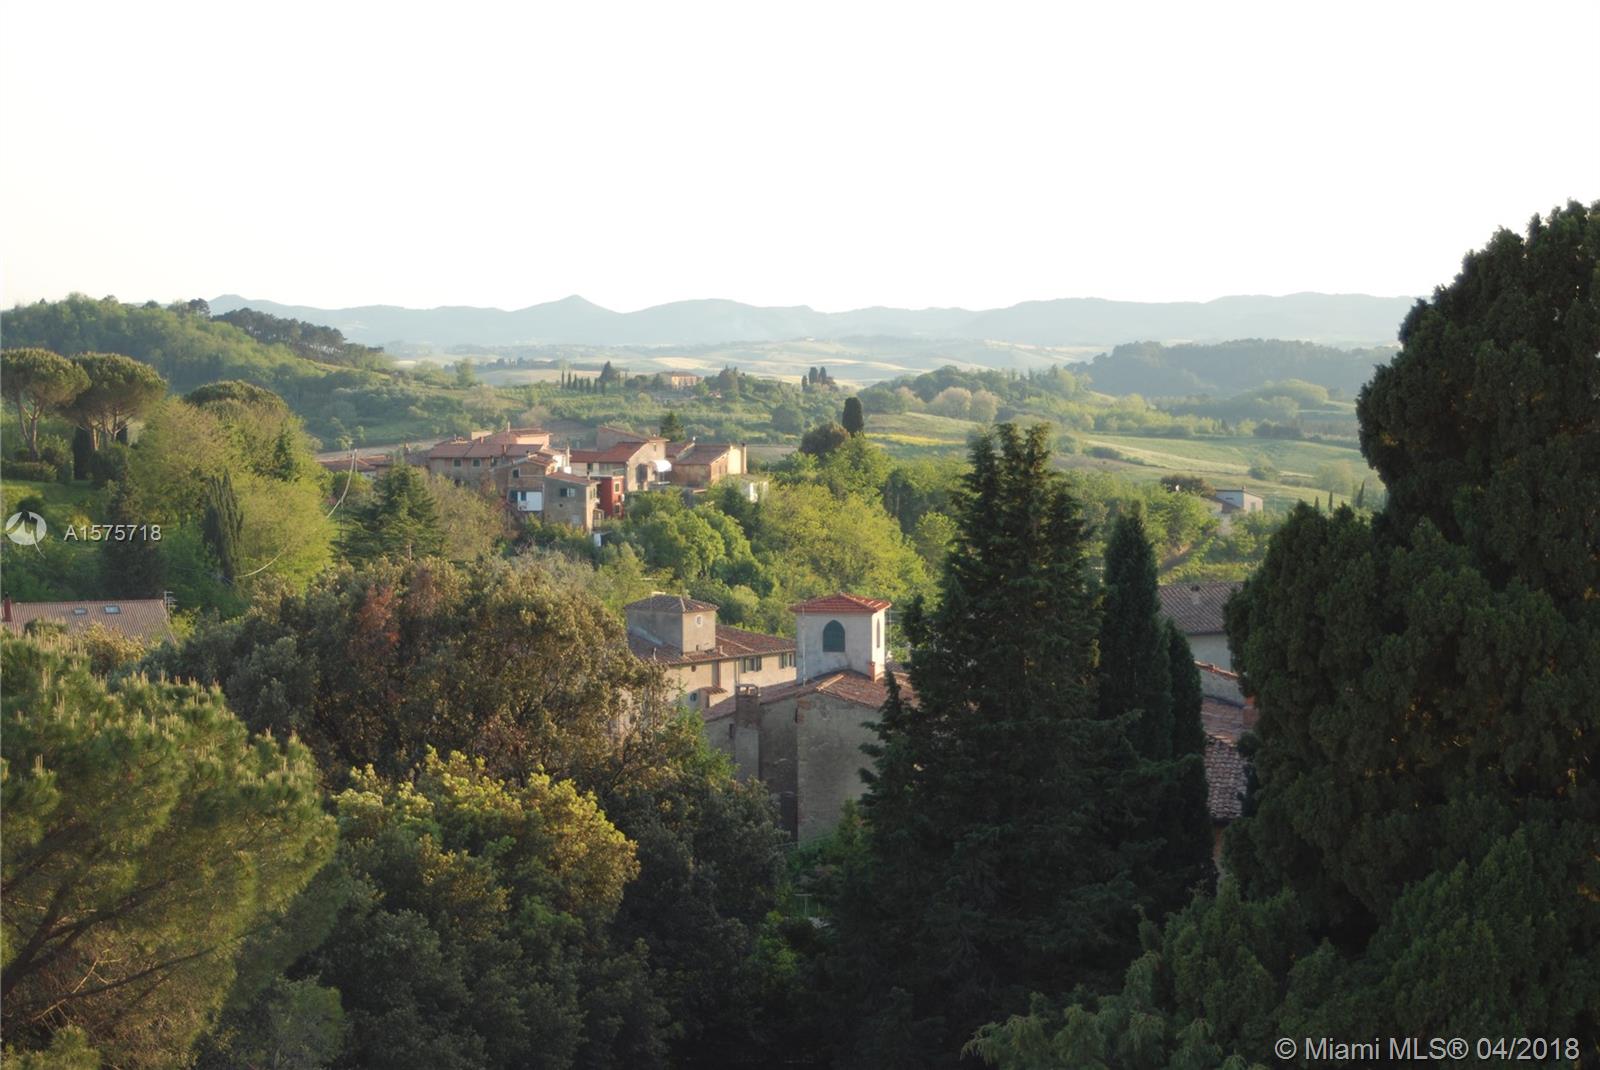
xmin=1158 ymin=581 xmax=1241 ymax=635
xmin=625 ymin=594 xmax=717 ymax=613
xmin=628 ymin=624 xmax=795 ymax=666
xmin=1205 ymin=736 xmax=1247 ymax=821
xmin=2 ymin=599 xmax=174 ymax=644
xmin=789 ymin=592 xmax=892 ymax=615
xmin=571 ymin=442 xmax=649 ymax=464
xmin=705 ymin=669 xmax=913 ymax=718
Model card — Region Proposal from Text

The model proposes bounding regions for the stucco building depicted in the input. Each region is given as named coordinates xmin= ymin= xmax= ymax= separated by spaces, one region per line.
xmin=624 ymin=594 xmax=796 ymax=709
xmin=1158 ymin=580 xmax=1242 ymax=670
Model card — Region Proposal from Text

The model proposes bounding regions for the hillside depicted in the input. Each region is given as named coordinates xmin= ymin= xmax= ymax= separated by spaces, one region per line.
xmin=209 ymin=291 xmax=1415 ymax=349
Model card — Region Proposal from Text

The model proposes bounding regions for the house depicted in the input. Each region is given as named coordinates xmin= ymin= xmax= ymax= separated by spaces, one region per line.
xmin=495 ymin=449 xmax=567 ymax=512
xmin=425 ymin=428 xmax=554 ymax=484
xmin=2 ymin=596 xmax=175 ymax=645
xmin=667 ymin=442 xmax=748 ymax=488
xmin=705 ymin=592 xmax=898 ymax=841
xmin=666 ymin=372 xmax=701 ymax=390
xmin=542 ymin=473 xmax=598 ymax=531
xmin=569 ymin=432 xmax=669 ymax=493
xmin=1212 ymin=488 xmax=1264 ymax=514
xmin=317 ymin=452 xmax=396 ymax=477
xmin=1158 ymin=581 xmax=1242 ymax=670
xmin=624 ymin=595 xmax=796 ymax=709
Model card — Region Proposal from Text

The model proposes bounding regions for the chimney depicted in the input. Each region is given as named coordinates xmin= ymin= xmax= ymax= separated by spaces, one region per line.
xmin=2 ymin=596 xmax=11 ymax=622
xmin=1189 ymin=584 xmax=1202 ymax=606
xmin=735 ymin=684 xmax=761 ymax=729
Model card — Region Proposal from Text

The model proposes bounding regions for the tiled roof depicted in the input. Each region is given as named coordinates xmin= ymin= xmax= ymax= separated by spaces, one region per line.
xmin=789 ymin=592 xmax=892 ymax=615
xmin=706 ymin=669 xmax=914 ymax=717
xmin=626 ymin=594 xmax=717 ymax=613
xmin=571 ymin=442 xmax=648 ymax=464
xmin=628 ymin=624 xmax=795 ymax=666
xmin=1157 ymin=581 xmax=1242 ymax=635
xmin=676 ymin=442 xmax=732 ymax=465
xmin=543 ymin=472 xmax=594 ymax=486
xmin=1201 ymin=698 xmax=1250 ymax=743
xmin=665 ymin=440 xmax=697 ymax=460
xmin=2 ymin=599 xmax=174 ymax=644
xmin=1205 ymin=735 xmax=1247 ymax=821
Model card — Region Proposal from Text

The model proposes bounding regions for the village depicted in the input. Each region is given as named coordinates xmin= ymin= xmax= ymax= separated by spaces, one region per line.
xmin=3 ymin=406 xmax=1257 ymax=858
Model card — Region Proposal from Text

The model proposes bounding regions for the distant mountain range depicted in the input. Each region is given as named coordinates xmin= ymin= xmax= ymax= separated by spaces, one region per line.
xmin=208 ymin=292 xmax=1415 ymax=350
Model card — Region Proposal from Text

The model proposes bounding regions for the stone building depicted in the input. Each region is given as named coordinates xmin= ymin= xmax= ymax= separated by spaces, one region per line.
xmin=542 ymin=472 xmax=598 ymax=531
xmin=706 ymin=592 xmax=901 ymax=841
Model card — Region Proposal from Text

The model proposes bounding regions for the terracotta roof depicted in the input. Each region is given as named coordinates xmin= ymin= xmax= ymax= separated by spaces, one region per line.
xmin=706 ymin=669 xmax=913 ymax=718
xmin=626 ymin=594 xmax=717 ymax=613
xmin=665 ymin=440 xmax=696 ymax=460
xmin=628 ymin=624 xmax=795 ymax=666
xmin=1201 ymin=698 xmax=1250 ymax=743
xmin=1205 ymin=735 xmax=1247 ymax=822
xmin=1157 ymin=581 xmax=1241 ymax=635
xmin=676 ymin=442 xmax=732 ymax=465
xmin=789 ymin=592 xmax=892 ymax=615
xmin=2 ymin=599 xmax=174 ymax=644
xmin=571 ymin=442 xmax=648 ymax=464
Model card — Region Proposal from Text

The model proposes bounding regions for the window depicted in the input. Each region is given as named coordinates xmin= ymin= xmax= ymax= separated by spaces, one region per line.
xmin=741 ymin=656 xmax=762 ymax=672
xmin=512 ymin=468 xmax=520 ymax=477
xmin=453 ymin=459 xmax=462 ymax=467
xmin=780 ymin=652 xmax=795 ymax=669
xmin=822 ymin=619 xmax=845 ymax=652
xmin=103 ymin=605 xmax=121 ymax=614
xmin=71 ymin=607 xmax=88 ymax=616
xmin=875 ymin=616 xmax=881 ymax=647
xmin=472 ymin=458 xmax=481 ymax=467
xmin=695 ymin=614 xmax=704 ymax=628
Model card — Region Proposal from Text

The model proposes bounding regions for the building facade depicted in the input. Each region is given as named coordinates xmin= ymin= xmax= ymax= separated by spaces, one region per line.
xmin=705 ymin=592 xmax=898 ymax=841
xmin=624 ymin=594 xmax=796 ymax=709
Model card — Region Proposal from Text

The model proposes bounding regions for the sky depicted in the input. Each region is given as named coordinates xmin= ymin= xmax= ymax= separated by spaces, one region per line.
xmin=2 ymin=0 xmax=1596 ymax=314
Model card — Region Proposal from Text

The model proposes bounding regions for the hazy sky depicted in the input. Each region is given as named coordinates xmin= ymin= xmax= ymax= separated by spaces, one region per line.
xmin=3 ymin=0 xmax=1596 ymax=313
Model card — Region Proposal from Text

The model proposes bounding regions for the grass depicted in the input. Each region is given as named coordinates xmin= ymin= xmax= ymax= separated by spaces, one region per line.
xmin=1 ymin=478 xmax=101 ymax=521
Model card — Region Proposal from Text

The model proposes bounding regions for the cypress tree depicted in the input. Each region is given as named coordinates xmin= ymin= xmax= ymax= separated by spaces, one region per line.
xmin=1097 ymin=511 xmax=1212 ymax=917
xmin=842 ymin=395 xmax=866 ymax=435
xmin=836 ymin=424 xmax=1158 ymax=1067
xmin=1096 ymin=510 xmax=1172 ymax=755
xmin=970 ymin=202 xmax=1600 ymax=1066
xmin=201 ymin=470 xmax=244 ymax=584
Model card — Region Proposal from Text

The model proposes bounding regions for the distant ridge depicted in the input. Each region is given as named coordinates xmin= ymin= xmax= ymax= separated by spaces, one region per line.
xmin=208 ymin=292 xmax=1414 ymax=349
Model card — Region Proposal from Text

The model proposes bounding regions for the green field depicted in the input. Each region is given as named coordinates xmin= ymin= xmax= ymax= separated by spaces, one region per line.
xmin=1 ymin=478 xmax=101 ymax=522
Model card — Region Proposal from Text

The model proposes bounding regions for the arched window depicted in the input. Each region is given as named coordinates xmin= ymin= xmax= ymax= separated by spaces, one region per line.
xmin=822 ymin=619 xmax=846 ymax=652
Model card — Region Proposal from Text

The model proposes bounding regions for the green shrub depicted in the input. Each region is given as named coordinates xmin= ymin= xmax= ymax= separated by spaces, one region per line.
xmin=4 ymin=460 xmax=61 ymax=482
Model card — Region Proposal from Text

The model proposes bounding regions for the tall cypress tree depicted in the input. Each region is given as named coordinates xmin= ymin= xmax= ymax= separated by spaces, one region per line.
xmin=835 ymin=424 xmax=1158 ymax=1067
xmin=1097 ymin=512 xmax=1212 ymax=918
xmin=970 ymin=202 xmax=1600 ymax=1067
xmin=1097 ymin=511 xmax=1172 ymax=755
xmin=201 ymin=470 xmax=244 ymax=585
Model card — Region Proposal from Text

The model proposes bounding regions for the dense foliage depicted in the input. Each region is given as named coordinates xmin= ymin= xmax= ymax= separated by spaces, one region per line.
xmin=970 ymin=202 xmax=1600 ymax=1067
xmin=1 ymin=634 xmax=334 ymax=1070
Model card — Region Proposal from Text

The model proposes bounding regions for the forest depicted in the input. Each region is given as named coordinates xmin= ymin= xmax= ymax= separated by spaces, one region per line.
xmin=1 ymin=203 xmax=1596 ymax=1068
